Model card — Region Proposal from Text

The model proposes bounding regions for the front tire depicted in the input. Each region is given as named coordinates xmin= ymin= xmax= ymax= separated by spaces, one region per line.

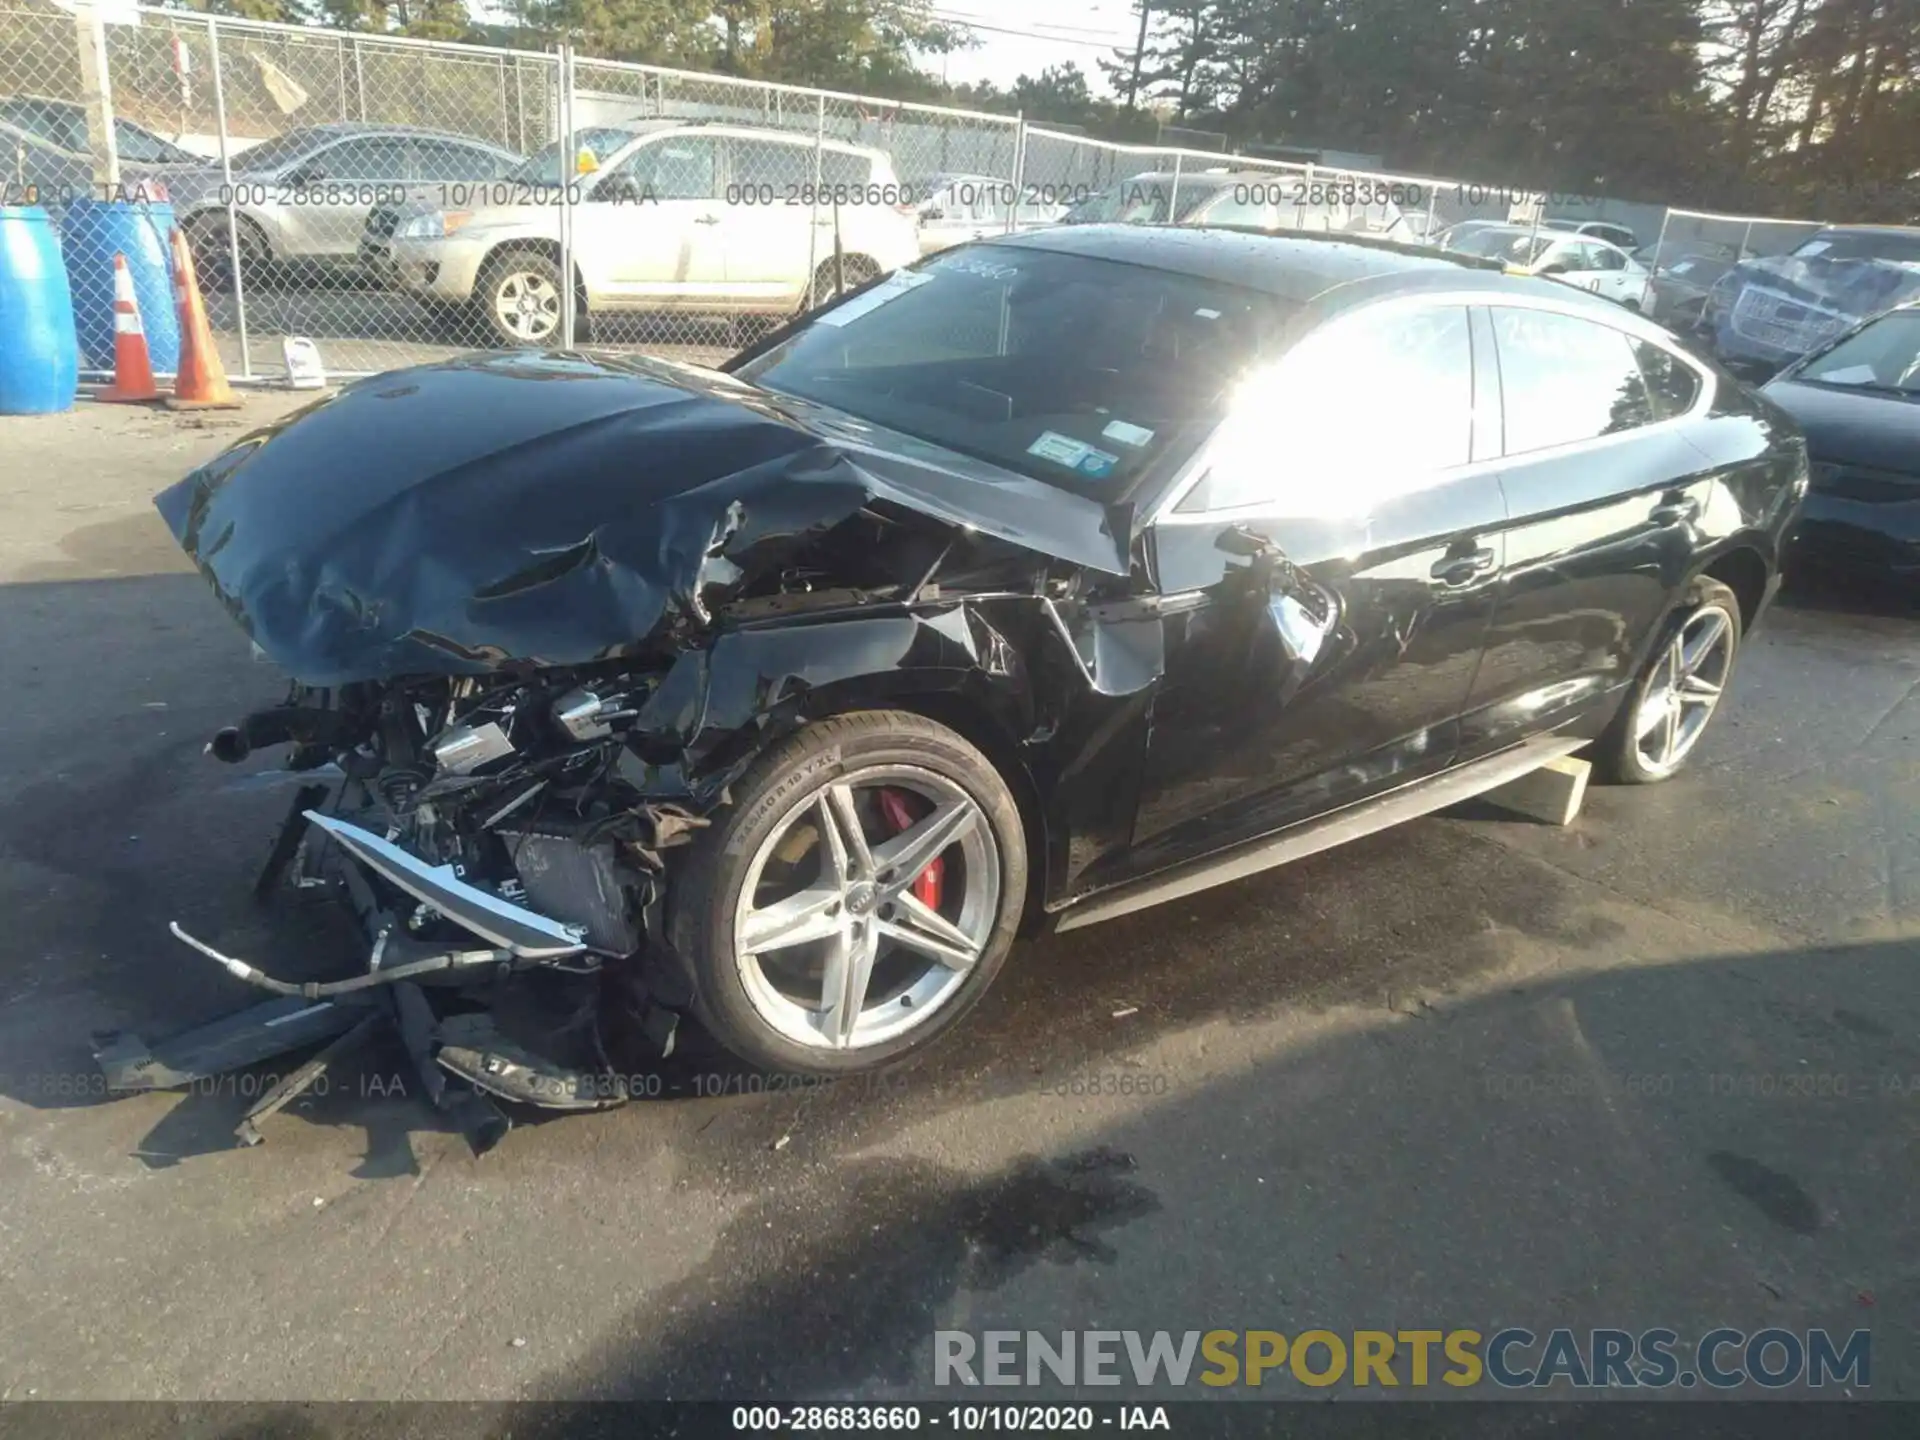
xmin=476 ymin=247 xmax=568 ymax=347
xmin=668 ymin=711 xmax=1027 ymax=1075
xmin=186 ymin=210 xmax=269 ymax=292
xmin=1595 ymin=576 xmax=1742 ymax=784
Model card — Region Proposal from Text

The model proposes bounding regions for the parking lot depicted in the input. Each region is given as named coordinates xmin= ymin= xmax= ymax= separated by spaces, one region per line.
xmin=200 ymin=279 xmax=739 ymax=379
xmin=0 ymin=393 xmax=1916 ymax=1406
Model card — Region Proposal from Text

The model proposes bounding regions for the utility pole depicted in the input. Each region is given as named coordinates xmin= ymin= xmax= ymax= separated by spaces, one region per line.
xmin=1126 ymin=0 xmax=1151 ymax=109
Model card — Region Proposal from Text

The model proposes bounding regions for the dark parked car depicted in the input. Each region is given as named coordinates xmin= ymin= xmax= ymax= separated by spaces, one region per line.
xmin=0 ymin=95 xmax=205 ymax=201
xmin=1062 ymin=169 xmax=1412 ymax=239
xmin=119 ymin=226 xmax=1805 ymax=1130
xmin=1701 ymin=225 xmax=1920 ymax=380
xmin=1763 ymin=300 xmax=1920 ymax=577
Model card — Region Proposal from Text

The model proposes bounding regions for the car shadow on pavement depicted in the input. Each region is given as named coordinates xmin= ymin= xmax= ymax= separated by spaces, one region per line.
xmin=507 ymin=932 xmax=1916 ymax=1411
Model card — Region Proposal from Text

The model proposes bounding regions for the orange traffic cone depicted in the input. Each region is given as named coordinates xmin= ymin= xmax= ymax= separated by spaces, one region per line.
xmin=166 ymin=227 xmax=239 ymax=410
xmin=96 ymin=253 xmax=160 ymax=404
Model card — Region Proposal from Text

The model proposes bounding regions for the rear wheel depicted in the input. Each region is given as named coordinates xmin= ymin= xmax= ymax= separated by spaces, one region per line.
xmin=1595 ymin=577 xmax=1742 ymax=784
xmin=668 ymin=711 xmax=1027 ymax=1075
xmin=804 ymin=253 xmax=881 ymax=312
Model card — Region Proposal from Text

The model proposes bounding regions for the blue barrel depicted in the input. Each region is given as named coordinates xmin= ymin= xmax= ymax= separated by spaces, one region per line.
xmin=61 ymin=197 xmax=180 ymax=374
xmin=0 ymin=206 xmax=79 ymax=414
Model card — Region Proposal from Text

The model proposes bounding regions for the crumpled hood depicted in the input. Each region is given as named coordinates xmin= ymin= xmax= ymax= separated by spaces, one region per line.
xmin=1731 ymin=252 xmax=1920 ymax=320
xmin=155 ymin=351 xmax=1129 ymax=685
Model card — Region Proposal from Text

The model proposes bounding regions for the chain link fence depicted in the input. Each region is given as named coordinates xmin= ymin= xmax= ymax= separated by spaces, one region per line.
xmin=0 ymin=3 xmax=1841 ymax=384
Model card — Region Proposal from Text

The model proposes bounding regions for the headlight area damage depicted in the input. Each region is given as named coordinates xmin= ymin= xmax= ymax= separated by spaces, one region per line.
xmin=92 ymin=352 xmax=1137 ymax=1152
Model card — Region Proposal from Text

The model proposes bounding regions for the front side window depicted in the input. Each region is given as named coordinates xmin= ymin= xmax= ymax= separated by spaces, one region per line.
xmin=1633 ymin=339 xmax=1705 ymax=419
xmin=1492 ymin=306 xmax=1655 ymax=454
xmin=314 ymin=137 xmax=412 ymax=181
xmin=1182 ymin=304 xmax=1475 ymax=514
xmin=736 ymin=246 xmax=1294 ymax=495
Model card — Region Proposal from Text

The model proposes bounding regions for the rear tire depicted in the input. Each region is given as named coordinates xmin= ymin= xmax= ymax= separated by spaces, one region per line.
xmin=668 ymin=711 xmax=1027 ymax=1075
xmin=1594 ymin=577 xmax=1742 ymax=784
xmin=803 ymin=254 xmax=881 ymax=313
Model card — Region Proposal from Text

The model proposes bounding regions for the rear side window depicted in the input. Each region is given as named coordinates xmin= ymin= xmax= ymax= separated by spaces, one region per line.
xmin=1492 ymin=307 xmax=1655 ymax=454
xmin=1202 ymin=191 xmax=1276 ymax=228
xmin=819 ymin=150 xmax=873 ymax=187
xmin=1633 ymin=340 xmax=1703 ymax=420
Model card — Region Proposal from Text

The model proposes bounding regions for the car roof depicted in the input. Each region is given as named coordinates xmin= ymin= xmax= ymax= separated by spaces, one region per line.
xmin=1115 ymin=170 xmax=1238 ymax=186
xmin=982 ymin=222 xmax=1511 ymax=303
xmin=282 ymin=122 xmax=517 ymax=148
xmin=596 ymin=119 xmax=887 ymax=158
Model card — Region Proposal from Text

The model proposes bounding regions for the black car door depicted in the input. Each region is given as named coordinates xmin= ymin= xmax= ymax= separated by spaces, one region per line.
xmin=1123 ymin=298 xmax=1508 ymax=878
xmin=1460 ymin=301 xmax=1715 ymax=753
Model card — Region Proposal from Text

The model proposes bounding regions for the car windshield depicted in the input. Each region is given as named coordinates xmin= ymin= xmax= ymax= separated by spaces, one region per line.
xmin=1796 ymin=310 xmax=1920 ymax=393
xmin=1451 ymin=229 xmax=1553 ymax=264
xmin=737 ymin=246 xmax=1294 ymax=494
xmin=1792 ymin=230 xmax=1920 ymax=265
xmin=115 ymin=121 xmax=199 ymax=165
xmin=500 ymin=128 xmax=641 ymax=186
xmin=1064 ymin=179 xmax=1220 ymax=225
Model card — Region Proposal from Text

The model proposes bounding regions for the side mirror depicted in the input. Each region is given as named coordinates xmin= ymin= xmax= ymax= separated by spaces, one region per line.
xmin=1215 ymin=526 xmax=1336 ymax=666
xmin=285 ymin=163 xmax=323 ymax=186
xmin=594 ymin=174 xmax=639 ymax=204
xmin=1537 ymin=260 xmax=1570 ymax=276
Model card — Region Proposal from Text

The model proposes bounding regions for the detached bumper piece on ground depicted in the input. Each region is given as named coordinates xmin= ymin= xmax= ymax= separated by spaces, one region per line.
xmin=91 ymin=786 xmax=676 ymax=1154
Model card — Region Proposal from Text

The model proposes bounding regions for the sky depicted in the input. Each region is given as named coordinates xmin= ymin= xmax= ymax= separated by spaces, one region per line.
xmin=916 ymin=0 xmax=1142 ymax=94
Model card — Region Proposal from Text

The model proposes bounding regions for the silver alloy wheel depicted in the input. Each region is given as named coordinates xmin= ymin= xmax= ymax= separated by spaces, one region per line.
xmin=492 ymin=269 xmax=561 ymax=343
xmin=1632 ymin=604 xmax=1734 ymax=775
xmin=731 ymin=764 xmax=999 ymax=1052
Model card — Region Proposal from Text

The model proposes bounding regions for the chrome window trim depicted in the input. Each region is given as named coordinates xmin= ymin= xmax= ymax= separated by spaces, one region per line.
xmin=1146 ymin=286 xmax=1719 ymax=528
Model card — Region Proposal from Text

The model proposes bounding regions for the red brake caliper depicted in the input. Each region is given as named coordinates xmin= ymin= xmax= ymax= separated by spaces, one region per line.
xmin=876 ymin=787 xmax=944 ymax=910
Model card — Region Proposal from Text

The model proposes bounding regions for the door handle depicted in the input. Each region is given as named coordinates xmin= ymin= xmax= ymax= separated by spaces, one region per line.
xmin=694 ymin=214 xmax=721 ymax=225
xmin=1430 ymin=546 xmax=1496 ymax=586
xmin=1650 ymin=491 xmax=1700 ymax=526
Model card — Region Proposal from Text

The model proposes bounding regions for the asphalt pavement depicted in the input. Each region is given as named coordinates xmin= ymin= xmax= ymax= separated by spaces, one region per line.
xmin=0 ymin=394 xmax=1915 ymax=1411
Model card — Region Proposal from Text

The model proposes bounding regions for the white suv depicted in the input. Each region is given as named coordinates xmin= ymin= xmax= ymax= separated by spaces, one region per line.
xmin=389 ymin=121 xmax=920 ymax=346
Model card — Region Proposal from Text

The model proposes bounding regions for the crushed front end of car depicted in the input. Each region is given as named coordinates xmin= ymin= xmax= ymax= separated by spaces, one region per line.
xmin=91 ymin=348 xmax=1133 ymax=1150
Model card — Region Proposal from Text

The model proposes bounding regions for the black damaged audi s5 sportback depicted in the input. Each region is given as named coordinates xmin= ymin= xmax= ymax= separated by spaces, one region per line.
xmin=151 ymin=224 xmax=1808 ymax=1093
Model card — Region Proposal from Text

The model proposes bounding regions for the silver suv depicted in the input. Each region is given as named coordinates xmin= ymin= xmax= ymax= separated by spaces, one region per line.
xmin=171 ymin=123 xmax=521 ymax=283
xmin=387 ymin=121 xmax=920 ymax=346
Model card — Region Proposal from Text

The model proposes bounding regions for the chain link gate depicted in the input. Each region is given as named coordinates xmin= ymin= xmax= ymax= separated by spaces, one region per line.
xmin=0 ymin=4 xmax=1840 ymax=386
